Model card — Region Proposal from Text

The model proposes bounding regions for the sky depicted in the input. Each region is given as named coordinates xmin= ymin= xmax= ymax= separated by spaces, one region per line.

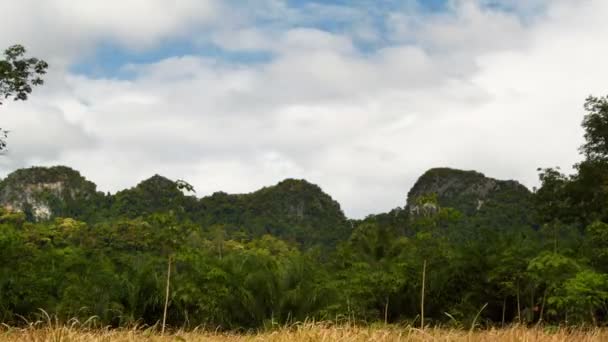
xmin=0 ymin=0 xmax=606 ymax=218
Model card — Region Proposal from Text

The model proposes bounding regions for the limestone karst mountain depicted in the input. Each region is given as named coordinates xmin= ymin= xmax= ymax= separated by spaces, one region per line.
xmin=405 ymin=167 xmax=533 ymax=229
xmin=0 ymin=165 xmax=534 ymax=246
xmin=0 ymin=166 xmax=102 ymax=221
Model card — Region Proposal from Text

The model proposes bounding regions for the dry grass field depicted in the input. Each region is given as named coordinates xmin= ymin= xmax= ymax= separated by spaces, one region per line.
xmin=2 ymin=323 xmax=608 ymax=342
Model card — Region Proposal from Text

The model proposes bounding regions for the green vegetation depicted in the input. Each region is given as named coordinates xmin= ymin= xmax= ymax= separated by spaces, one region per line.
xmin=1 ymin=94 xmax=608 ymax=330
xmin=0 ymin=44 xmax=48 ymax=150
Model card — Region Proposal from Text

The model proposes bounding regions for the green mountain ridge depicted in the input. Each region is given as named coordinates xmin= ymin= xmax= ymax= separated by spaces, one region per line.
xmin=0 ymin=165 xmax=532 ymax=247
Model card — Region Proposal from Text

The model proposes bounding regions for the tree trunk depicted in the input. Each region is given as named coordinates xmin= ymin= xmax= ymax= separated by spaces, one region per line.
xmin=162 ymin=255 xmax=172 ymax=335
xmin=537 ymin=289 xmax=547 ymax=326
xmin=501 ymin=297 xmax=506 ymax=327
xmin=590 ymin=307 xmax=597 ymax=326
xmin=516 ymin=282 xmax=521 ymax=325
xmin=384 ymin=296 xmax=389 ymax=324
xmin=421 ymin=260 xmax=426 ymax=330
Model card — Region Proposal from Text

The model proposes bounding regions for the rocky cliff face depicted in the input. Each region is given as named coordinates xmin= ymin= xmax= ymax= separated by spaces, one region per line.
xmin=406 ymin=168 xmax=531 ymax=217
xmin=0 ymin=166 xmax=100 ymax=221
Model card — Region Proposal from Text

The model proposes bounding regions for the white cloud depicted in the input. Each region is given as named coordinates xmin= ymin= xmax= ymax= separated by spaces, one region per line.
xmin=0 ymin=0 xmax=218 ymax=66
xmin=0 ymin=100 xmax=95 ymax=169
xmin=1 ymin=0 xmax=607 ymax=218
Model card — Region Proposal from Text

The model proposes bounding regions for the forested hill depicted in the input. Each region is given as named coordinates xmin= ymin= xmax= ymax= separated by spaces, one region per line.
xmin=407 ymin=167 xmax=531 ymax=215
xmin=0 ymin=165 xmax=531 ymax=248
xmin=406 ymin=168 xmax=533 ymax=232
xmin=0 ymin=166 xmax=103 ymax=221
xmin=0 ymin=166 xmax=356 ymax=248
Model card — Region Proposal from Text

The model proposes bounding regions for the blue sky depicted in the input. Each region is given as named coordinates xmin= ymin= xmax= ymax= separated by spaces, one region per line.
xmin=70 ymin=0 xmax=454 ymax=78
xmin=0 ymin=0 xmax=606 ymax=217
xmin=68 ymin=0 xmax=545 ymax=79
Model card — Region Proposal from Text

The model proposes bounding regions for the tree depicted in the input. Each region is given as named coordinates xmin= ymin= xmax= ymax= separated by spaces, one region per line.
xmin=581 ymin=95 xmax=608 ymax=161
xmin=533 ymin=167 xmax=571 ymax=224
xmin=570 ymin=95 xmax=608 ymax=224
xmin=0 ymin=44 xmax=48 ymax=150
xmin=527 ymin=252 xmax=581 ymax=322
xmin=583 ymin=221 xmax=608 ymax=273
xmin=535 ymin=95 xmax=608 ymax=226
xmin=336 ymin=222 xmax=410 ymax=322
xmin=552 ymin=270 xmax=608 ymax=324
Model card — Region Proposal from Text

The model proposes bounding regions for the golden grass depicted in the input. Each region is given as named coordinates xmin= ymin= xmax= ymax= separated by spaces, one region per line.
xmin=2 ymin=323 xmax=608 ymax=342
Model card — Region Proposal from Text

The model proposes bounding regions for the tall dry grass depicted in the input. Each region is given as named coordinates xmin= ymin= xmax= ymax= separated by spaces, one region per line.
xmin=2 ymin=321 xmax=608 ymax=342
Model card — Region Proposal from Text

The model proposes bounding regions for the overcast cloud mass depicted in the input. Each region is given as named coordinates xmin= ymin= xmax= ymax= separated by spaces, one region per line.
xmin=0 ymin=0 xmax=606 ymax=218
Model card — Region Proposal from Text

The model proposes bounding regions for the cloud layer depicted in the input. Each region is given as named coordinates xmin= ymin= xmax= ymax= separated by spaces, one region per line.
xmin=0 ymin=0 xmax=606 ymax=218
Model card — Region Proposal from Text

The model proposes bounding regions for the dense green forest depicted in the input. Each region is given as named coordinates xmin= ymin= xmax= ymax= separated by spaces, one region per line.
xmin=1 ymin=95 xmax=608 ymax=329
